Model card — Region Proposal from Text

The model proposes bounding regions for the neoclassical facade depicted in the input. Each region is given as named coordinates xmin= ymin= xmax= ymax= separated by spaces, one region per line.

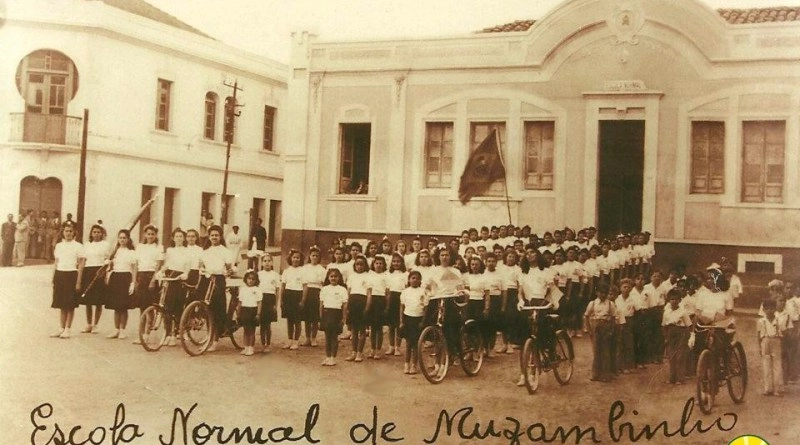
xmin=284 ymin=0 xmax=800 ymax=285
xmin=1 ymin=0 xmax=288 ymax=246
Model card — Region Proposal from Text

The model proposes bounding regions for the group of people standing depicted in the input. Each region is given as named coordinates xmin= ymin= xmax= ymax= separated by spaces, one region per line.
xmin=1 ymin=210 xmax=72 ymax=267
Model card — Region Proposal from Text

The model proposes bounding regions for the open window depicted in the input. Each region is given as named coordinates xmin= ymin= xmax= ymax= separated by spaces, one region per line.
xmin=339 ymin=123 xmax=371 ymax=194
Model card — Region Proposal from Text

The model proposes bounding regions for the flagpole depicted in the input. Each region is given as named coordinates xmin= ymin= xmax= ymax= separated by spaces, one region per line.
xmin=496 ymin=130 xmax=512 ymax=226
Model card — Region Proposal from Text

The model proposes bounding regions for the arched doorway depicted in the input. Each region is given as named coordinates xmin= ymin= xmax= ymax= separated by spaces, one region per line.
xmin=19 ymin=176 xmax=63 ymax=217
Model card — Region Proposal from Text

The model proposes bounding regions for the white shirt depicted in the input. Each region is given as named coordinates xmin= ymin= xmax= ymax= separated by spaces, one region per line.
xmin=369 ymin=270 xmax=390 ymax=297
xmin=643 ymin=282 xmax=666 ymax=308
xmin=163 ymin=246 xmax=190 ymax=272
xmin=111 ymin=248 xmax=137 ymax=273
xmin=238 ymin=285 xmax=262 ymax=307
xmin=400 ymin=287 xmax=426 ymax=317
xmin=54 ymin=240 xmax=83 ymax=271
xmin=629 ymin=287 xmax=648 ymax=312
xmin=583 ymin=258 xmax=600 ymax=278
xmin=482 ymin=269 xmax=505 ymax=296
xmin=258 ymin=270 xmax=280 ymax=294
xmin=186 ymin=245 xmax=203 ymax=269
xmin=302 ymin=263 xmax=327 ymax=289
xmin=281 ymin=266 xmax=305 ymax=291
xmin=403 ymin=253 xmax=418 ymax=271
xmin=520 ymin=267 xmax=556 ymax=300
xmin=387 ymin=270 xmax=409 ymax=292
xmin=347 ymin=271 xmax=373 ymax=295
xmin=463 ymin=273 xmax=486 ymax=300
xmin=694 ymin=288 xmax=732 ymax=324
xmin=200 ymin=245 xmax=234 ymax=275
xmin=425 ymin=266 xmax=463 ymax=298
xmin=82 ymin=240 xmax=110 ymax=267
xmin=728 ymin=274 xmax=743 ymax=299
xmin=497 ymin=264 xmax=521 ymax=290
xmin=136 ymin=243 xmax=164 ymax=272
xmin=585 ymin=298 xmax=615 ymax=320
xmin=615 ymin=294 xmax=637 ymax=319
xmin=662 ymin=304 xmax=692 ymax=327
xmin=320 ymin=285 xmax=348 ymax=309
xmin=326 ymin=262 xmax=350 ymax=284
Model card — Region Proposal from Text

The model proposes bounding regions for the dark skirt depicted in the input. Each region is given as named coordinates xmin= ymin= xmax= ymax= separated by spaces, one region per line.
xmin=282 ymin=289 xmax=302 ymax=322
xmin=321 ymin=308 xmax=343 ymax=335
xmin=368 ymin=294 xmax=387 ymax=327
xmin=184 ymin=269 xmax=201 ymax=302
xmin=504 ymin=288 xmax=526 ymax=344
xmin=52 ymin=270 xmax=78 ymax=309
xmin=163 ymin=270 xmax=186 ymax=317
xmin=466 ymin=299 xmax=485 ymax=322
xmin=386 ymin=291 xmax=401 ymax=328
xmin=261 ymin=293 xmax=277 ymax=323
xmin=487 ymin=294 xmax=503 ymax=326
xmin=80 ymin=266 xmax=106 ymax=306
xmin=131 ymin=271 xmax=157 ymax=310
xmin=239 ymin=306 xmax=258 ymax=328
xmin=347 ymin=293 xmax=367 ymax=330
xmin=401 ymin=314 xmax=423 ymax=345
xmin=302 ymin=287 xmax=321 ymax=323
xmin=198 ymin=275 xmax=227 ymax=334
xmin=105 ymin=272 xmax=132 ymax=310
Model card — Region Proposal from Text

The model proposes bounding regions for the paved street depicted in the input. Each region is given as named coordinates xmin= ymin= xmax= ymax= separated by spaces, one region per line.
xmin=1 ymin=265 xmax=798 ymax=445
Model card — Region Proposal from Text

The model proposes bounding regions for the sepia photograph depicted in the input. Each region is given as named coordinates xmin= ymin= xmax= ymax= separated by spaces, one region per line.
xmin=1 ymin=0 xmax=799 ymax=443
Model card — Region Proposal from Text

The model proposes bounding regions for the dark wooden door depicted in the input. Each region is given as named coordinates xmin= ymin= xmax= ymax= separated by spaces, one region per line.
xmin=597 ymin=120 xmax=645 ymax=239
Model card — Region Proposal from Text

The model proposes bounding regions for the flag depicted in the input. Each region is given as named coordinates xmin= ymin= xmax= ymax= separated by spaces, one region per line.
xmin=458 ymin=128 xmax=506 ymax=204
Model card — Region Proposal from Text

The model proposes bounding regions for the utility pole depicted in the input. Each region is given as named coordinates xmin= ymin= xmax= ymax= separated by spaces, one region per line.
xmin=221 ymin=80 xmax=243 ymax=227
xmin=76 ymin=108 xmax=89 ymax=242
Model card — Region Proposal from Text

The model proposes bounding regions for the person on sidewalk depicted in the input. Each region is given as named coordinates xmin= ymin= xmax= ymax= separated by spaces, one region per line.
xmin=758 ymin=298 xmax=792 ymax=396
xmin=14 ymin=212 xmax=30 ymax=266
xmin=1 ymin=214 xmax=15 ymax=267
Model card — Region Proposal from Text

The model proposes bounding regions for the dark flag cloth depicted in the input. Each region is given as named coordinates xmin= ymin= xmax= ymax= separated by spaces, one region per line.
xmin=458 ymin=128 xmax=506 ymax=204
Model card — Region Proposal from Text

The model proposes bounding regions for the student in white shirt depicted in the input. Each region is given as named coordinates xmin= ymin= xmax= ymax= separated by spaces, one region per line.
xmin=662 ymin=289 xmax=692 ymax=384
xmin=79 ymin=224 xmax=111 ymax=334
xmin=158 ymin=228 xmax=191 ymax=346
xmin=758 ymin=299 xmax=791 ymax=396
xmin=367 ymin=255 xmax=390 ymax=359
xmin=386 ymin=253 xmax=408 ymax=356
xmin=237 ymin=271 xmax=262 ymax=356
xmin=105 ymin=230 xmax=138 ymax=340
xmin=256 ymin=254 xmax=280 ymax=353
xmin=184 ymin=229 xmax=204 ymax=300
xmin=346 ymin=255 xmax=372 ymax=362
xmin=643 ymin=270 xmax=667 ymax=363
xmin=399 ymin=270 xmax=425 ymax=374
xmin=281 ymin=249 xmax=305 ymax=350
xmin=133 ymin=225 xmax=164 ymax=345
xmin=225 ymin=225 xmax=243 ymax=269
xmin=498 ymin=250 xmax=523 ymax=353
xmin=198 ymin=225 xmax=235 ymax=352
xmin=614 ymin=278 xmax=636 ymax=374
xmin=319 ymin=268 xmax=348 ymax=366
xmin=482 ymin=253 xmax=506 ymax=355
xmin=629 ymin=273 xmax=649 ymax=369
xmin=50 ymin=224 xmax=84 ymax=339
xmin=584 ymin=283 xmax=616 ymax=382
xmin=301 ymin=246 xmax=327 ymax=347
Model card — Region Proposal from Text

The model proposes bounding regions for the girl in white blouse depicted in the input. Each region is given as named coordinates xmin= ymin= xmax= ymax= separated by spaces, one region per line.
xmin=198 ymin=225 xmax=235 ymax=352
xmin=133 ymin=225 xmax=164 ymax=345
xmin=281 ymin=249 xmax=305 ymax=350
xmin=80 ymin=224 xmax=111 ymax=334
xmin=301 ymin=246 xmax=327 ymax=347
xmin=184 ymin=229 xmax=204 ymax=300
xmin=105 ymin=230 xmax=137 ymax=339
xmin=50 ymin=224 xmax=84 ymax=339
xmin=319 ymin=268 xmax=348 ymax=366
xmin=386 ymin=253 xmax=408 ymax=356
xmin=258 ymin=254 xmax=280 ymax=352
xmin=345 ymin=255 xmax=372 ymax=362
xmin=159 ymin=228 xmax=191 ymax=346
xmin=237 ymin=271 xmax=262 ymax=356
xmin=367 ymin=256 xmax=390 ymax=359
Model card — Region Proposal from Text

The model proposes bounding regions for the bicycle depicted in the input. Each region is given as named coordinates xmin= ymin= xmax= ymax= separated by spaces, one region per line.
xmin=179 ymin=274 xmax=244 ymax=356
xmin=694 ymin=323 xmax=747 ymax=414
xmin=138 ymin=274 xmax=184 ymax=351
xmin=519 ymin=300 xmax=575 ymax=394
xmin=417 ymin=293 xmax=484 ymax=384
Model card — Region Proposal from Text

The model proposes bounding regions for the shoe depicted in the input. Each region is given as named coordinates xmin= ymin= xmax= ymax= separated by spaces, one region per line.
xmin=775 ymin=392 xmax=784 ymax=397
xmin=409 ymin=364 xmax=418 ymax=375
xmin=386 ymin=347 xmax=395 ymax=355
xmin=59 ymin=329 xmax=71 ymax=339
xmin=329 ymin=358 xmax=337 ymax=366
xmin=373 ymin=352 xmax=382 ymax=360
xmin=494 ymin=344 xmax=505 ymax=353
xmin=516 ymin=376 xmax=526 ymax=387
xmin=50 ymin=330 xmax=64 ymax=338
xmin=166 ymin=336 xmax=176 ymax=347
xmin=263 ymin=345 xmax=272 ymax=353
xmin=366 ymin=351 xmax=375 ymax=359
xmin=240 ymin=347 xmax=248 ymax=355
xmin=345 ymin=352 xmax=357 ymax=361
xmin=118 ymin=333 xmax=128 ymax=340
xmin=355 ymin=353 xmax=364 ymax=362
xmin=81 ymin=326 xmax=92 ymax=333
xmin=91 ymin=325 xmax=100 ymax=334
xmin=282 ymin=342 xmax=291 ymax=349
xmin=505 ymin=345 xmax=514 ymax=354
xmin=244 ymin=347 xmax=254 ymax=356
xmin=303 ymin=339 xmax=312 ymax=347
xmin=311 ymin=338 xmax=318 ymax=347
xmin=322 ymin=358 xmax=330 ymax=366
xmin=761 ymin=391 xmax=774 ymax=396
xmin=207 ymin=342 xmax=217 ymax=352
xmin=289 ymin=341 xmax=299 ymax=350
xmin=132 ymin=338 xmax=141 ymax=344
xmin=106 ymin=331 xmax=119 ymax=339
xmin=575 ymin=332 xmax=583 ymax=338
xmin=393 ymin=348 xmax=402 ymax=356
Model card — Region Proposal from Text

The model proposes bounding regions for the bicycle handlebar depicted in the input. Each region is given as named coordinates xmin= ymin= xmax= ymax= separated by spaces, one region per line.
xmin=519 ymin=304 xmax=553 ymax=311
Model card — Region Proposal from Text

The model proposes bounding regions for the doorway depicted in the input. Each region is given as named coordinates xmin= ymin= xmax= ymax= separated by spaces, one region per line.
xmin=597 ymin=120 xmax=645 ymax=238
xmin=19 ymin=176 xmax=62 ymax=217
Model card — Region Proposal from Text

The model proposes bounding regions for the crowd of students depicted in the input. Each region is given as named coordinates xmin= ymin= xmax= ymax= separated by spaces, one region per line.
xmin=47 ymin=221 xmax=796 ymax=392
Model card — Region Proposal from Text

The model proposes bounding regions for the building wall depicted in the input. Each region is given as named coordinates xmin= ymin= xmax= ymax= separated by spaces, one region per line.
xmin=1 ymin=0 xmax=288 ymax=246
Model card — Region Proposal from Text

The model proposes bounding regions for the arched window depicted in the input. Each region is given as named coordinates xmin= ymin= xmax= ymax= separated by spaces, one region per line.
xmin=15 ymin=50 xmax=79 ymax=115
xmin=204 ymin=92 xmax=218 ymax=140
xmin=19 ymin=176 xmax=63 ymax=216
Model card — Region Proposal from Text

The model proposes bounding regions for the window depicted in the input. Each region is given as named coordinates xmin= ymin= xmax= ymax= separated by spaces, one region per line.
xmin=339 ymin=123 xmax=371 ymax=194
xmin=155 ymin=79 xmax=172 ymax=131
xmin=469 ymin=122 xmax=507 ymax=195
xmin=524 ymin=121 xmax=554 ymax=190
xmin=15 ymin=50 xmax=79 ymax=116
xmin=263 ymin=106 xmax=276 ymax=151
xmin=424 ymin=122 xmax=454 ymax=188
xmin=690 ymin=121 xmax=725 ymax=194
xmin=204 ymin=92 xmax=217 ymax=140
xmin=742 ymin=120 xmax=785 ymax=203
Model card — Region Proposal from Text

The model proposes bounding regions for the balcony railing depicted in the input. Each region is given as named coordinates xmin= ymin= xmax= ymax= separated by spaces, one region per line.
xmin=8 ymin=112 xmax=83 ymax=146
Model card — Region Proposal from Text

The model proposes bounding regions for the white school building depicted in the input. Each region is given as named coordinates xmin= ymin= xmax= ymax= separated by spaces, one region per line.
xmin=282 ymin=0 xmax=800 ymax=301
xmin=1 ymin=0 xmax=287 ymax=248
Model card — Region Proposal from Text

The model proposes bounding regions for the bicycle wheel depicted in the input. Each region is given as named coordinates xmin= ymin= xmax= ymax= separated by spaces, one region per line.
xmin=521 ymin=337 xmax=541 ymax=394
xmin=417 ymin=326 xmax=449 ymax=384
xmin=459 ymin=321 xmax=484 ymax=376
xmin=696 ymin=349 xmax=715 ymax=414
xmin=139 ymin=306 xmax=167 ymax=352
xmin=552 ymin=331 xmax=574 ymax=385
xmin=180 ymin=301 xmax=212 ymax=356
xmin=727 ymin=342 xmax=748 ymax=403
xmin=229 ymin=322 xmax=244 ymax=351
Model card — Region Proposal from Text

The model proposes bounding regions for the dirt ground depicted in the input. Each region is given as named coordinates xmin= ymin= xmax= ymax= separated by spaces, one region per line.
xmin=1 ymin=265 xmax=798 ymax=445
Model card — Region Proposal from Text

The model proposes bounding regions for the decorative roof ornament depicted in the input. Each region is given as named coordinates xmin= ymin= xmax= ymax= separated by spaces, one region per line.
xmin=607 ymin=0 xmax=646 ymax=46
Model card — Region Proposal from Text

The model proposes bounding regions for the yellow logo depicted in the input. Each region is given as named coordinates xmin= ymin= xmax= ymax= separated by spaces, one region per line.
xmin=729 ymin=435 xmax=769 ymax=445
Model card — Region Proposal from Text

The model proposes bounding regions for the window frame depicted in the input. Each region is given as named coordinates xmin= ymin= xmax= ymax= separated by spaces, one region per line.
xmin=522 ymin=120 xmax=555 ymax=191
xmin=424 ymin=121 xmax=455 ymax=189
xmin=337 ymin=123 xmax=372 ymax=195
xmin=155 ymin=78 xmax=172 ymax=131
xmin=204 ymin=92 xmax=217 ymax=140
xmin=263 ymin=105 xmax=276 ymax=151
xmin=741 ymin=120 xmax=785 ymax=204
xmin=689 ymin=120 xmax=725 ymax=195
